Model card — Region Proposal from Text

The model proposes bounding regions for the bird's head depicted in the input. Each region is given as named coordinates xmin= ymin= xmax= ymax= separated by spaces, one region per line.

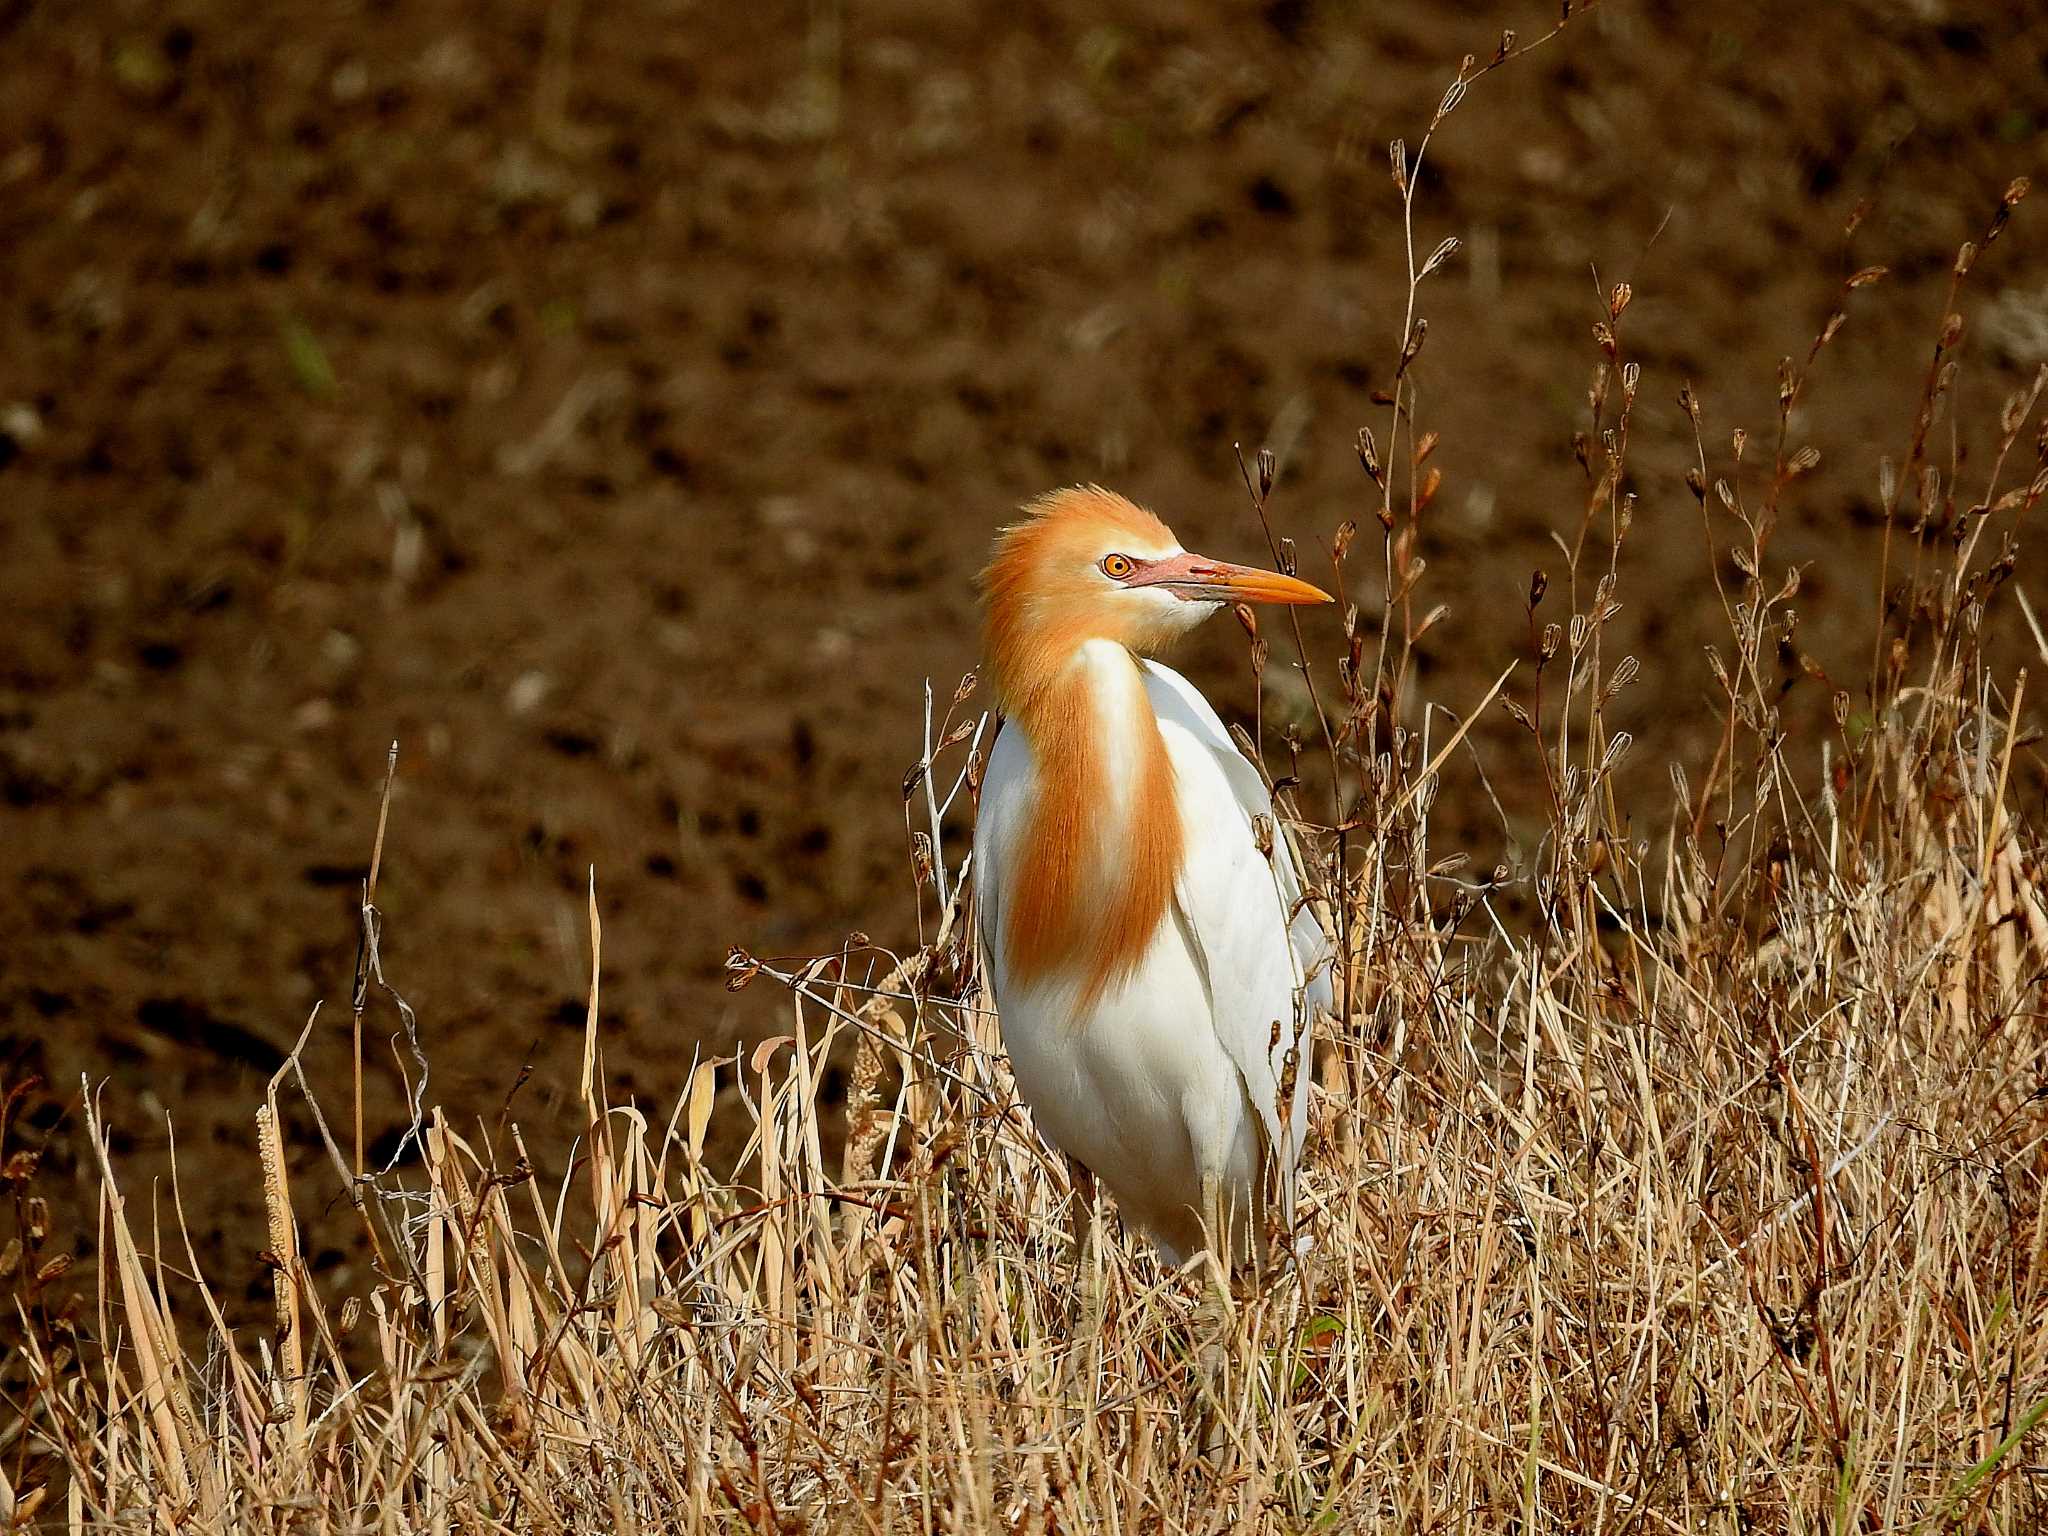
xmin=980 ymin=485 xmax=1331 ymax=710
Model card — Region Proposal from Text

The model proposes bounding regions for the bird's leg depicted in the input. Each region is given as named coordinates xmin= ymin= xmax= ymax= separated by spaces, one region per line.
xmin=1065 ymin=1155 xmax=1104 ymax=1340
xmin=1056 ymin=1158 xmax=1112 ymax=1415
xmin=1250 ymin=1156 xmax=1274 ymax=1289
xmin=1194 ymin=1169 xmax=1235 ymax=1464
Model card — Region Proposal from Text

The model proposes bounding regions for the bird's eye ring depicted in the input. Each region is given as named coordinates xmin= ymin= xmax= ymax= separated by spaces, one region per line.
xmin=1100 ymin=553 xmax=1135 ymax=580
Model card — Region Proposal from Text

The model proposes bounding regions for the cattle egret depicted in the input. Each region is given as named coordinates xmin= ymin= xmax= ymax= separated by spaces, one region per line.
xmin=973 ymin=486 xmax=1333 ymax=1268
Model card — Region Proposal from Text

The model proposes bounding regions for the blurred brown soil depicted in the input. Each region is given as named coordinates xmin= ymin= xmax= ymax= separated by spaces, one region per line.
xmin=1 ymin=0 xmax=2044 ymax=1318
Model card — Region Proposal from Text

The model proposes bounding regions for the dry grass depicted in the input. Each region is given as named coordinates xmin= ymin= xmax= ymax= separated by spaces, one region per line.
xmin=7 ymin=23 xmax=2048 ymax=1535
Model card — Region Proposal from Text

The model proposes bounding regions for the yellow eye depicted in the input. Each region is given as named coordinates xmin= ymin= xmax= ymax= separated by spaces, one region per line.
xmin=1101 ymin=553 xmax=1135 ymax=580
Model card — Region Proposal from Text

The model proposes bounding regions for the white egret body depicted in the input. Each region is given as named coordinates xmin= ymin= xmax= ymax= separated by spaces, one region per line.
xmin=972 ymin=487 xmax=1331 ymax=1263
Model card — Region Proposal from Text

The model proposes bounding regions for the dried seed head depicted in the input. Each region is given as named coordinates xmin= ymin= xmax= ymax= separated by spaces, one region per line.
xmin=1685 ymin=467 xmax=1706 ymax=503
xmin=1413 ymin=772 xmax=1438 ymax=815
xmin=1940 ymin=312 xmax=1966 ymax=348
xmin=1399 ymin=318 xmax=1428 ymax=371
xmin=1256 ymin=446 xmax=1277 ymax=499
xmin=1388 ymin=138 xmax=1408 ymax=194
xmin=2001 ymin=388 xmax=2030 ymax=438
xmin=2003 ymin=176 xmax=2030 ymax=209
xmin=1420 ymin=236 xmax=1461 ymax=280
xmin=1529 ymin=569 xmax=1548 ymax=608
xmin=1609 ymin=281 xmax=1632 ymax=320
xmin=1495 ymin=28 xmax=1516 ymax=61
xmin=1502 ymin=695 xmax=1533 ymax=729
xmin=1846 ymin=264 xmax=1888 ymax=289
xmin=1731 ymin=427 xmax=1748 ymax=462
xmin=1879 ymin=456 xmax=1897 ymax=510
xmin=1540 ymin=621 xmax=1561 ymax=662
xmin=1788 ymin=445 xmax=1820 ymax=476
xmin=1356 ymin=425 xmax=1383 ymax=485
xmin=1832 ymin=689 xmax=1850 ymax=726
xmin=1333 ymin=518 xmax=1357 ymax=562
xmin=1234 ymin=603 xmax=1259 ymax=640
xmin=1953 ymin=245 xmax=1976 ymax=279
xmin=1677 ymin=382 xmax=1701 ymax=423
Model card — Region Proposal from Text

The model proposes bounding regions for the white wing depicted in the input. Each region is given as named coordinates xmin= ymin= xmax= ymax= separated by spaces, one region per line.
xmin=1141 ymin=660 xmax=1328 ymax=1219
xmin=971 ymin=718 xmax=1029 ymax=1000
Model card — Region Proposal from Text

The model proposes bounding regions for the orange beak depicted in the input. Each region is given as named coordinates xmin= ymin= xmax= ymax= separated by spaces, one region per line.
xmin=1135 ymin=551 xmax=1333 ymax=606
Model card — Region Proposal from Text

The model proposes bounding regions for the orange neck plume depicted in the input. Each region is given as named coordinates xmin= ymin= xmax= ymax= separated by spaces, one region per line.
xmin=980 ymin=489 xmax=1185 ymax=1006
